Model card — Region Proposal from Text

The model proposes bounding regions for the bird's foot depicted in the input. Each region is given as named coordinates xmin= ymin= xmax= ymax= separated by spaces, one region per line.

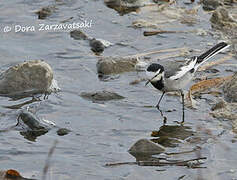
xmin=163 ymin=116 xmax=167 ymax=125
xmin=155 ymin=105 xmax=167 ymax=124
xmin=156 ymin=106 xmax=164 ymax=116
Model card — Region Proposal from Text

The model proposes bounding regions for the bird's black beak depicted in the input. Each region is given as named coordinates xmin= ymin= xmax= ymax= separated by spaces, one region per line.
xmin=145 ymin=80 xmax=150 ymax=86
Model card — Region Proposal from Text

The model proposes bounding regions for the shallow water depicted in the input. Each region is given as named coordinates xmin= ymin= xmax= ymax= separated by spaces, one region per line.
xmin=0 ymin=0 xmax=237 ymax=179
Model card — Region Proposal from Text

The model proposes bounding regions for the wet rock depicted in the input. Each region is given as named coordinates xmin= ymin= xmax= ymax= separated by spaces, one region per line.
xmin=128 ymin=139 xmax=165 ymax=156
xmin=104 ymin=0 xmax=145 ymax=15
xmin=89 ymin=38 xmax=105 ymax=54
xmin=98 ymin=74 xmax=120 ymax=82
xmin=36 ymin=6 xmax=56 ymax=19
xmin=18 ymin=110 xmax=49 ymax=131
xmin=57 ymin=128 xmax=71 ymax=136
xmin=80 ymin=90 xmax=124 ymax=101
xmin=202 ymin=0 xmax=221 ymax=11
xmin=136 ymin=6 xmax=198 ymax=27
xmin=151 ymin=125 xmax=194 ymax=147
xmin=70 ymin=29 xmax=88 ymax=40
xmin=18 ymin=110 xmax=49 ymax=141
xmin=0 ymin=60 xmax=56 ymax=97
xmin=210 ymin=7 xmax=237 ymax=29
xmin=223 ymin=72 xmax=237 ymax=102
xmin=70 ymin=30 xmax=112 ymax=54
xmin=97 ymin=56 xmax=138 ymax=75
xmin=104 ymin=0 xmax=142 ymax=8
xmin=210 ymin=100 xmax=237 ymax=120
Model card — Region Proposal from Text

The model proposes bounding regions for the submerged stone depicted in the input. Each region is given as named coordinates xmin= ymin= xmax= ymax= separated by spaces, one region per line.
xmin=18 ymin=110 xmax=49 ymax=141
xmin=104 ymin=0 xmax=144 ymax=15
xmin=18 ymin=110 xmax=49 ymax=131
xmin=57 ymin=128 xmax=71 ymax=136
xmin=97 ymin=56 xmax=138 ymax=75
xmin=80 ymin=90 xmax=124 ymax=101
xmin=151 ymin=125 xmax=194 ymax=147
xmin=89 ymin=38 xmax=105 ymax=54
xmin=129 ymin=139 xmax=165 ymax=156
xmin=70 ymin=29 xmax=88 ymax=40
xmin=36 ymin=6 xmax=56 ymax=19
xmin=202 ymin=0 xmax=221 ymax=11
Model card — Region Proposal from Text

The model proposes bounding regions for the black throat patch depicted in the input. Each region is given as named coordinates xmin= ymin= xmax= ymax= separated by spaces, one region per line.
xmin=151 ymin=77 xmax=164 ymax=91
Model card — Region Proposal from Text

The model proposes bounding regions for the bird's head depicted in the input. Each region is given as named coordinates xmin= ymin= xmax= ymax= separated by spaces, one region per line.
xmin=145 ymin=63 xmax=164 ymax=86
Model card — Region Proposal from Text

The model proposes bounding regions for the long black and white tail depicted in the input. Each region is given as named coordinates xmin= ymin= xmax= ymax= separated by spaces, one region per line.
xmin=196 ymin=42 xmax=230 ymax=65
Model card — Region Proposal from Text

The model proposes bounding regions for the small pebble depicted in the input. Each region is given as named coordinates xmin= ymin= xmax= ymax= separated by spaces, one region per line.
xmin=89 ymin=38 xmax=104 ymax=53
xmin=57 ymin=128 xmax=71 ymax=136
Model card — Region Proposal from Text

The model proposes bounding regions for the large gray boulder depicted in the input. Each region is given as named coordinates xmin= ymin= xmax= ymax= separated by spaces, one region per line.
xmin=0 ymin=60 xmax=56 ymax=97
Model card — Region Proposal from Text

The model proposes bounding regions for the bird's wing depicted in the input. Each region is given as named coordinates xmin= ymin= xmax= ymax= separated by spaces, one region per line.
xmin=166 ymin=57 xmax=197 ymax=80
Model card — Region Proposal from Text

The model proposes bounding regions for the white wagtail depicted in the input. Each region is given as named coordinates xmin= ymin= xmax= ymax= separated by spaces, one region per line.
xmin=145 ymin=42 xmax=230 ymax=123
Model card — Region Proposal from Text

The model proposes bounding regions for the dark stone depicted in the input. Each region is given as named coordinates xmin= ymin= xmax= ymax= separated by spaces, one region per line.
xmin=202 ymin=0 xmax=221 ymax=11
xmin=18 ymin=110 xmax=48 ymax=131
xmin=70 ymin=30 xmax=88 ymax=40
xmin=36 ymin=6 xmax=56 ymax=19
xmin=104 ymin=0 xmax=141 ymax=15
xmin=80 ymin=90 xmax=124 ymax=101
xmin=203 ymin=68 xmax=219 ymax=73
xmin=18 ymin=110 xmax=49 ymax=141
xmin=89 ymin=38 xmax=105 ymax=54
xmin=57 ymin=128 xmax=71 ymax=136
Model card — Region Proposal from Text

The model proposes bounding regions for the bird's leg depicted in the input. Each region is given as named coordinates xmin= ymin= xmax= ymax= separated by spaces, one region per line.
xmin=156 ymin=92 xmax=165 ymax=109
xmin=156 ymin=92 xmax=167 ymax=123
xmin=180 ymin=90 xmax=185 ymax=124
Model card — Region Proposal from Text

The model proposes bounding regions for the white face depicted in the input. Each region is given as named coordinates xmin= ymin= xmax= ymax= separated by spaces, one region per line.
xmin=146 ymin=69 xmax=164 ymax=82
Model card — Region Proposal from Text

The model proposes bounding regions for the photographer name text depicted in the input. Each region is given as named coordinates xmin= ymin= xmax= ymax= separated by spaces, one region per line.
xmin=2 ymin=20 xmax=92 ymax=33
